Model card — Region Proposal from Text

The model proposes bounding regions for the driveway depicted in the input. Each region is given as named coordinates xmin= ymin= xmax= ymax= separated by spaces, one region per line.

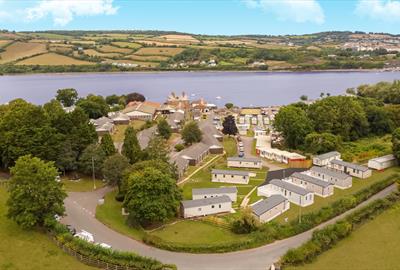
xmin=62 ymin=184 xmax=397 ymax=270
xmin=241 ymin=136 xmax=282 ymax=171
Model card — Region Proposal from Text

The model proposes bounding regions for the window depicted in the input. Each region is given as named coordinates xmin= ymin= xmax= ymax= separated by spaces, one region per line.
xmin=243 ymin=176 xmax=246 ymax=179
xmin=204 ymin=196 xmax=207 ymax=198
xmin=223 ymin=174 xmax=226 ymax=178
xmin=211 ymin=205 xmax=215 ymax=208
xmin=198 ymin=208 xmax=202 ymax=211
xmin=231 ymin=175 xmax=234 ymax=178
xmin=219 ymin=204 xmax=221 ymax=208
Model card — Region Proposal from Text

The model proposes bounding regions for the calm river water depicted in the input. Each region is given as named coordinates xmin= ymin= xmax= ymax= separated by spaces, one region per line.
xmin=1 ymin=71 xmax=400 ymax=106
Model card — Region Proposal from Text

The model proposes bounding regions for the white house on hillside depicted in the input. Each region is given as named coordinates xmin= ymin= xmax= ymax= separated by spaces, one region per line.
xmin=211 ymin=169 xmax=251 ymax=184
xmin=180 ymin=196 xmax=232 ymax=218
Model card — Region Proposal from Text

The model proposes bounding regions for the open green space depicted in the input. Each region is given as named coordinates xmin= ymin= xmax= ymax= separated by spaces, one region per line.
xmin=62 ymin=176 xmax=105 ymax=192
xmin=112 ymin=120 xmax=146 ymax=142
xmin=275 ymin=167 xmax=400 ymax=223
xmin=286 ymin=202 xmax=400 ymax=270
xmin=0 ymin=187 xmax=96 ymax=270
xmin=222 ymin=136 xmax=237 ymax=157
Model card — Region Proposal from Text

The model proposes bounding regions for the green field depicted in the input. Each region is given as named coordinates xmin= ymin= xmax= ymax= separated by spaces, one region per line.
xmin=287 ymin=203 xmax=400 ymax=270
xmin=223 ymin=136 xmax=238 ymax=157
xmin=61 ymin=177 xmax=106 ymax=192
xmin=0 ymin=187 xmax=96 ymax=270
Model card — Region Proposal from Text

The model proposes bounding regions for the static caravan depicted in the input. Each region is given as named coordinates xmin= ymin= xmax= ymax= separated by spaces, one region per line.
xmin=329 ymin=159 xmax=372 ymax=179
xmin=211 ymin=169 xmax=250 ymax=184
xmin=251 ymin=195 xmax=290 ymax=223
xmin=310 ymin=166 xmax=352 ymax=189
xmin=291 ymin=172 xmax=334 ymax=197
xmin=368 ymin=154 xmax=398 ymax=170
xmin=192 ymin=187 xmax=238 ymax=202
xmin=313 ymin=151 xmax=341 ymax=166
xmin=181 ymin=196 xmax=232 ymax=218
xmin=227 ymin=157 xmax=262 ymax=169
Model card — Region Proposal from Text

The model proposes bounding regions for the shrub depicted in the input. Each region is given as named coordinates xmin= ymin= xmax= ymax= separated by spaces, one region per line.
xmin=231 ymin=208 xmax=260 ymax=234
xmin=174 ymin=144 xmax=185 ymax=152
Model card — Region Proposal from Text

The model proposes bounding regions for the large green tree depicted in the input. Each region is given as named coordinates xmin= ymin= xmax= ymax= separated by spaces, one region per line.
xmin=181 ymin=121 xmax=202 ymax=145
xmin=305 ymin=132 xmax=341 ymax=154
xmin=123 ymin=167 xmax=182 ymax=227
xmin=144 ymin=135 xmax=170 ymax=163
xmin=7 ymin=155 xmax=66 ymax=229
xmin=100 ymin=133 xmax=116 ymax=157
xmin=222 ymin=115 xmax=238 ymax=136
xmin=122 ymin=126 xmax=142 ymax=164
xmin=365 ymin=105 xmax=394 ymax=135
xmin=78 ymin=144 xmax=106 ymax=177
xmin=102 ymin=153 xmax=130 ymax=192
xmin=157 ymin=118 xmax=172 ymax=140
xmin=76 ymin=94 xmax=109 ymax=119
xmin=392 ymin=128 xmax=400 ymax=161
xmin=56 ymin=88 xmax=78 ymax=107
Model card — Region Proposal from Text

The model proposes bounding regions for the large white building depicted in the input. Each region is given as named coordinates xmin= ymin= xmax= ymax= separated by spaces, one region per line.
xmin=227 ymin=157 xmax=262 ymax=169
xmin=368 ymin=154 xmax=398 ymax=170
xmin=251 ymin=195 xmax=290 ymax=223
xmin=310 ymin=166 xmax=352 ymax=189
xmin=211 ymin=169 xmax=250 ymax=184
xmin=192 ymin=187 xmax=237 ymax=202
xmin=180 ymin=196 xmax=232 ymax=218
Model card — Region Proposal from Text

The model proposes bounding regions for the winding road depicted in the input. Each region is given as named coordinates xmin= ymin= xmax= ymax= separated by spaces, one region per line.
xmin=62 ymin=184 xmax=396 ymax=270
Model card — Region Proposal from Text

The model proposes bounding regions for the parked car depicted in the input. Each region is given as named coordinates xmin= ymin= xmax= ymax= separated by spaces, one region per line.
xmin=239 ymin=146 xmax=244 ymax=152
xmin=98 ymin=243 xmax=112 ymax=249
xmin=238 ymin=141 xmax=244 ymax=147
xmin=238 ymin=152 xmax=244 ymax=157
xmin=74 ymin=230 xmax=94 ymax=243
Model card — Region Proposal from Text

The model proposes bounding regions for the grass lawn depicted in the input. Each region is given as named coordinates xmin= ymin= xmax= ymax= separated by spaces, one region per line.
xmin=223 ymin=136 xmax=237 ymax=157
xmin=274 ymin=167 xmax=400 ymax=224
xmin=150 ymin=220 xmax=251 ymax=245
xmin=62 ymin=176 xmax=105 ymax=192
xmin=112 ymin=120 xmax=146 ymax=142
xmin=0 ymin=187 xmax=96 ymax=270
xmin=287 ymin=202 xmax=400 ymax=270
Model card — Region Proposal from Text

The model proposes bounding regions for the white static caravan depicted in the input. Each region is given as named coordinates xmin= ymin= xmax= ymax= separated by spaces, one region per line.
xmin=257 ymin=179 xmax=314 ymax=207
xmin=192 ymin=187 xmax=238 ymax=202
xmin=291 ymin=172 xmax=334 ymax=198
xmin=181 ymin=196 xmax=232 ymax=218
xmin=313 ymin=151 xmax=341 ymax=166
xmin=251 ymin=195 xmax=290 ymax=223
xmin=211 ymin=169 xmax=250 ymax=184
xmin=329 ymin=159 xmax=372 ymax=179
xmin=368 ymin=154 xmax=398 ymax=171
xmin=257 ymin=147 xmax=306 ymax=164
xmin=227 ymin=157 xmax=262 ymax=169
xmin=309 ymin=166 xmax=352 ymax=189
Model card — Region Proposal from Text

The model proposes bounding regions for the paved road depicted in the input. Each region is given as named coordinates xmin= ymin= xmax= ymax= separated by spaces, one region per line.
xmin=241 ymin=136 xmax=282 ymax=171
xmin=62 ymin=184 xmax=397 ymax=270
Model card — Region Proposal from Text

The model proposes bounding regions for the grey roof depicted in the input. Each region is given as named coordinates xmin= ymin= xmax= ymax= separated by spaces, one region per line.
xmin=227 ymin=157 xmax=262 ymax=163
xmin=330 ymin=159 xmax=370 ymax=172
xmin=181 ymin=195 xmax=231 ymax=208
xmin=199 ymin=119 xmax=223 ymax=148
xmin=180 ymin=142 xmax=210 ymax=160
xmin=211 ymin=169 xmax=250 ymax=177
xmin=269 ymin=179 xmax=311 ymax=196
xmin=137 ymin=126 xmax=157 ymax=149
xmin=369 ymin=154 xmax=396 ymax=163
xmin=251 ymin=195 xmax=287 ymax=216
xmin=91 ymin=116 xmax=113 ymax=127
xmin=310 ymin=166 xmax=350 ymax=180
xmin=314 ymin=151 xmax=341 ymax=160
xmin=291 ymin=172 xmax=333 ymax=188
xmin=192 ymin=187 xmax=238 ymax=196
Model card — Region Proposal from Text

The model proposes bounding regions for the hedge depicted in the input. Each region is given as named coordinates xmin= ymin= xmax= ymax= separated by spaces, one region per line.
xmin=280 ymin=185 xmax=400 ymax=268
xmin=142 ymin=173 xmax=399 ymax=253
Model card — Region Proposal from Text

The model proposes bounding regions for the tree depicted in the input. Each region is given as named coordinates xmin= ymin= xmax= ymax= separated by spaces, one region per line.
xmin=125 ymin=92 xmax=145 ymax=104
xmin=157 ymin=118 xmax=172 ymax=140
xmin=105 ymin=94 xmax=120 ymax=105
xmin=78 ymin=144 xmax=106 ymax=178
xmin=56 ymin=88 xmax=78 ymax=107
xmin=222 ymin=115 xmax=238 ymax=136
xmin=7 ymin=155 xmax=66 ymax=229
xmin=274 ymin=105 xmax=313 ymax=149
xmin=100 ymin=133 xmax=116 ymax=156
xmin=305 ymin=132 xmax=341 ymax=154
xmin=102 ymin=154 xmax=130 ymax=192
xmin=122 ymin=126 xmax=142 ymax=164
xmin=123 ymin=167 xmax=182 ymax=227
xmin=76 ymin=94 xmax=109 ymax=119
xmin=225 ymin=103 xmax=234 ymax=109
xmin=181 ymin=121 xmax=202 ymax=145
xmin=392 ymin=128 xmax=400 ymax=161
xmin=300 ymin=95 xmax=308 ymax=101
xmin=365 ymin=105 xmax=394 ymax=135
xmin=144 ymin=135 xmax=170 ymax=163
xmin=231 ymin=208 xmax=260 ymax=234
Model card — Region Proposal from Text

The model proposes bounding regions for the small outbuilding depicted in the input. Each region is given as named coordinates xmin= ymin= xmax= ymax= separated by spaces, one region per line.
xmin=312 ymin=151 xmax=341 ymax=166
xmin=291 ymin=172 xmax=334 ymax=197
xmin=227 ymin=157 xmax=262 ymax=169
xmin=368 ymin=154 xmax=398 ymax=171
xmin=251 ymin=195 xmax=290 ymax=223
xmin=310 ymin=166 xmax=352 ymax=189
xmin=329 ymin=159 xmax=372 ymax=179
xmin=180 ymin=195 xmax=232 ymax=218
xmin=211 ymin=169 xmax=251 ymax=184
xmin=192 ymin=187 xmax=238 ymax=202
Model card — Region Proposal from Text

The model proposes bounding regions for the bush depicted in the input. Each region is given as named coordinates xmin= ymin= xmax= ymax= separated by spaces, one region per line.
xmin=174 ymin=144 xmax=185 ymax=152
xmin=231 ymin=209 xmax=260 ymax=234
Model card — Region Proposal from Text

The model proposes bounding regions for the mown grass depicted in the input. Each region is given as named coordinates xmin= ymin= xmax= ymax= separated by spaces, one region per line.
xmin=61 ymin=176 xmax=105 ymax=192
xmin=223 ymin=136 xmax=237 ymax=157
xmin=111 ymin=120 xmax=146 ymax=142
xmin=286 ymin=202 xmax=400 ymax=270
xmin=0 ymin=187 xmax=96 ymax=270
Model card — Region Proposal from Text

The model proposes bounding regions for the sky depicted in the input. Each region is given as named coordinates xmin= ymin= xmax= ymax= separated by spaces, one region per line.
xmin=1 ymin=0 xmax=400 ymax=35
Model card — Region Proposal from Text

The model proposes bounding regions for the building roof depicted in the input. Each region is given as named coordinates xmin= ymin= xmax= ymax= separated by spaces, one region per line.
xmin=91 ymin=116 xmax=113 ymax=127
xmin=269 ymin=179 xmax=311 ymax=196
xmin=310 ymin=166 xmax=351 ymax=180
xmin=291 ymin=172 xmax=333 ymax=188
xmin=199 ymin=119 xmax=223 ymax=148
xmin=123 ymin=101 xmax=160 ymax=115
xmin=369 ymin=154 xmax=396 ymax=163
xmin=314 ymin=151 xmax=341 ymax=161
xmin=227 ymin=157 xmax=262 ymax=163
xmin=330 ymin=159 xmax=370 ymax=172
xmin=192 ymin=187 xmax=238 ymax=196
xmin=110 ymin=112 xmax=130 ymax=121
xmin=137 ymin=126 xmax=157 ymax=149
xmin=181 ymin=195 xmax=231 ymax=208
xmin=240 ymin=108 xmax=261 ymax=115
xmin=180 ymin=142 xmax=210 ymax=160
xmin=251 ymin=195 xmax=287 ymax=217
xmin=212 ymin=169 xmax=251 ymax=176
xmin=262 ymin=168 xmax=308 ymax=186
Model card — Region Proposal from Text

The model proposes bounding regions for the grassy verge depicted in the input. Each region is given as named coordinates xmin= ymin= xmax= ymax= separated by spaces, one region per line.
xmin=62 ymin=176 xmax=105 ymax=192
xmin=0 ymin=187 xmax=96 ymax=270
xmin=223 ymin=136 xmax=237 ymax=157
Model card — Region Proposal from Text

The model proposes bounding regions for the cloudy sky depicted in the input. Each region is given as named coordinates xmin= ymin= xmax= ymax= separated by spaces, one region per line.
xmin=1 ymin=0 xmax=400 ymax=35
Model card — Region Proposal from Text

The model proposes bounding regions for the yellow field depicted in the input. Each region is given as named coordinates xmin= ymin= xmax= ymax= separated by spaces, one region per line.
xmin=83 ymin=49 xmax=122 ymax=58
xmin=125 ymin=54 xmax=169 ymax=62
xmin=97 ymin=45 xmax=132 ymax=54
xmin=0 ymin=42 xmax=47 ymax=64
xmin=49 ymin=45 xmax=73 ymax=53
xmin=71 ymin=40 xmax=96 ymax=45
xmin=16 ymin=53 xmax=94 ymax=65
xmin=158 ymin=34 xmax=200 ymax=43
xmin=0 ymin=40 xmax=11 ymax=47
xmin=112 ymin=42 xmax=142 ymax=49
xmin=134 ymin=47 xmax=183 ymax=56
xmin=136 ymin=40 xmax=185 ymax=47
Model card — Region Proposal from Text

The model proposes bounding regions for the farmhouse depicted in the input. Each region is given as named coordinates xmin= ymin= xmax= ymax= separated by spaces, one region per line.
xmin=291 ymin=172 xmax=334 ymax=197
xmin=192 ymin=187 xmax=237 ymax=202
xmin=227 ymin=157 xmax=262 ymax=169
xmin=310 ymin=166 xmax=352 ymax=189
xmin=368 ymin=154 xmax=398 ymax=170
xmin=251 ymin=195 xmax=290 ymax=223
xmin=313 ymin=151 xmax=341 ymax=166
xmin=211 ymin=169 xmax=250 ymax=184
xmin=180 ymin=195 xmax=232 ymax=218
xmin=329 ymin=159 xmax=372 ymax=179
xmin=258 ymin=179 xmax=314 ymax=207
